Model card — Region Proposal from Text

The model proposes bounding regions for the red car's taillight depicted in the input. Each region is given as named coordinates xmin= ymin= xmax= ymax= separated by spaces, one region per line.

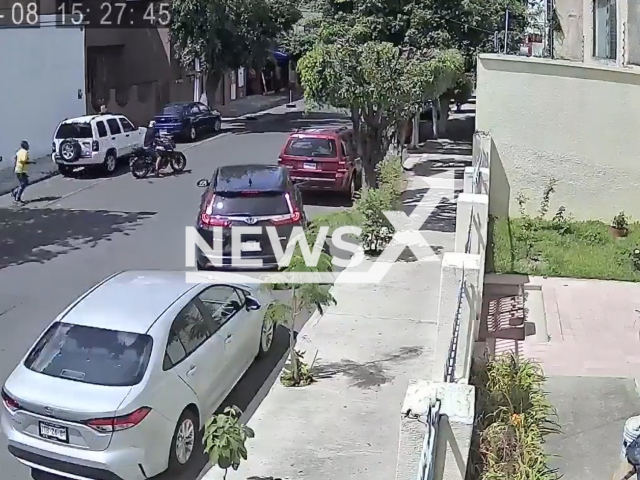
xmin=1 ymin=389 xmax=20 ymax=412
xmin=270 ymin=193 xmax=301 ymax=225
xmin=201 ymin=213 xmax=231 ymax=227
xmin=201 ymin=194 xmax=231 ymax=227
xmin=85 ymin=407 xmax=151 ymax=433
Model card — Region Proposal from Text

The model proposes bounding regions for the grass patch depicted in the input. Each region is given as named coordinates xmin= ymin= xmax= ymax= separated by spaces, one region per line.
xmin=487 ymin=178 xmax=640 ymax=282
xmin=470 ymin=354 xmax=560 ymax=480
xmin=489 ymin=216 xmax=640 ymax=282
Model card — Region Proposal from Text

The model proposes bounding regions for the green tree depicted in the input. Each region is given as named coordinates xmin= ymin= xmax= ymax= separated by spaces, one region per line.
xmin=264 ymin=229 xmax=336 ymax=386
xmin=298 ymin=30 xmax=463 ymax=186
xmin=170 ymin=0 xmax=301 ymax=100
xmin=203 ymin=406 xmax=254 ymax=480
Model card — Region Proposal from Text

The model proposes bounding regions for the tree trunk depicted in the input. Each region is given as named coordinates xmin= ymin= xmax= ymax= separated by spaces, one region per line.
xmin=290 ymin=289 xmax=300 ymax=384
xmin=431 ymin=99 xmax=440 ymax=139
xmin=205 ymin=71 xmax=223 ymax=109
xmin=438 ymin=94 xmax=452 ymax=135
xmin=289 ymin=323 xmax=298 ymax=384
xmin=360 ymin=125 xmax=385 ymax=189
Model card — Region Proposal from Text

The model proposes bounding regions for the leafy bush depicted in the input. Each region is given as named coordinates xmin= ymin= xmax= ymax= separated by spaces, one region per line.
xmin=451 ymin=73 xmax=474 ymax=105
xmin=355 ymin=154 xmax=403 ymax=253
xmin=203 ymin=406 xmax=254 ymax=479
xmin=471 ymin=354 xmax=559 ymax=480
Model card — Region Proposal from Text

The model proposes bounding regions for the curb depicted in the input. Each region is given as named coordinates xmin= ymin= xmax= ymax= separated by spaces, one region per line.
xmin=0 ymin=169 xmax=59 ymax=197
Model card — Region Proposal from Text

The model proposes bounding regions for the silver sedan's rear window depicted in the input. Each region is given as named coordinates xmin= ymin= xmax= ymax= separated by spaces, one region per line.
xmin=24 ymin=322 xmax=153 ymax=387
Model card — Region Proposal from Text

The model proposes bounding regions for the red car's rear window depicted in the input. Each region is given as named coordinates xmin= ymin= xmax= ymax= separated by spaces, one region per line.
xmin=284 ymin=137 xmax=337 ymax=158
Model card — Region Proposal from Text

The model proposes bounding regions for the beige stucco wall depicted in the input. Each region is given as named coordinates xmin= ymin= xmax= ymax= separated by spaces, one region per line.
xmin=476 ymin=53 xmax=640 ymax=221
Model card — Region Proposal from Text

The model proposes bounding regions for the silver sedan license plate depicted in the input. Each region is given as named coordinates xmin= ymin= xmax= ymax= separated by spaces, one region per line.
xmin=39 ymin=421 xmax=68 ymax=443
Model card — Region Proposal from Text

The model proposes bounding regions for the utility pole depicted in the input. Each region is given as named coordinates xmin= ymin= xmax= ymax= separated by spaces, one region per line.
xmin=193 ymin=58 xmax=201 ymax=103
xmin=503 ymin=8 xmax=510 ymax=54
xmin=548 ymin=0 xmax=555 ymax=58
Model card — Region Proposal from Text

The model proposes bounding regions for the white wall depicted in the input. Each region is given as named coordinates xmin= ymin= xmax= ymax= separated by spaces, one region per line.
xmin=476 ymin=53 xmax=640 ymax=221
xmin=0 ymin=17 xmax=85 ymax=164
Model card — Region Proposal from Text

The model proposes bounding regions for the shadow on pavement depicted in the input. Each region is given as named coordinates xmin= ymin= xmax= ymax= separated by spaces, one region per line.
xmin=0 ymin=207 xmax=156 ymax=270
xmin=229 ymin=111 xmax=351 ymax=135
xmin=152 ymin=318 xmax=310 ymax=480
xmin=302 ymin=191 xmax=353 ymax=208
xmin=402 ymin=187 xmax=459 ymax=233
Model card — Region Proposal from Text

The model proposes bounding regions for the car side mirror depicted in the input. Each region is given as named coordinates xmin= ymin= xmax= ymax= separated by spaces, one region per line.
xmin=245 ymin=296 xmax=261 ymax=311
xmin=197 ymin=179 xmax=209 ymax=188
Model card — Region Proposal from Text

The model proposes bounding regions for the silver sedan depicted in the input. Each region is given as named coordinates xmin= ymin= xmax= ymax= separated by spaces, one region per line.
xmin=1 ymin=270 xmax=275 ymax=480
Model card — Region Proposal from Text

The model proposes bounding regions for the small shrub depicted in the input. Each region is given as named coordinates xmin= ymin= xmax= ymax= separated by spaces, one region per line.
xmin=355 ymin=154 xmax=403 ymax=254
xmin=280 ymin=349 xmax=316 ymax=387
xmin=472 ymin=354 xmax=559 ymax=480
xmin=612 ymin=211 xmax=629 ymax=230
xmin=537 ymin=178 xmax=557 ymax=219
xmin=203 ymin=406 xmax=254 ymax=480
xmin=550 ymin=206 xmax=571 ymax=235
xmin=356 ymin=187 xmax=395 ymax=253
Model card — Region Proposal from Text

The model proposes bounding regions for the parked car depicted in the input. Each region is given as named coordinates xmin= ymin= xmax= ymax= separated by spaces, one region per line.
xmin=51 ymin=114 xmax=147 ymax=176
xmin=154 ymin=102 xmax=222 ymax=142
xmin=1 ymin=270 xmax=275 ymax=480
xmin=278 ymin=126 xmax=362 ymax=200
xmin=195 ymin=164 xmax=307 ymax=270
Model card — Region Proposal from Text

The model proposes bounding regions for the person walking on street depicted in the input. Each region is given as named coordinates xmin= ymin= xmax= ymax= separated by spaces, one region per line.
xmin=12 ymin=140 xmax=31 ymax=204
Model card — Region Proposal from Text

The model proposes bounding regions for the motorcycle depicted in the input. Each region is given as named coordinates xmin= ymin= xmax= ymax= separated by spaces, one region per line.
xmin=129 ymin=134 xmax=187 ymax=179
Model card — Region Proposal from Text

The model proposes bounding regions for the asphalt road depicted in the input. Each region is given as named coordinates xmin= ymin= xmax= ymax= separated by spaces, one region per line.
xmin=0 ymin=107 xmax=351 ymax=480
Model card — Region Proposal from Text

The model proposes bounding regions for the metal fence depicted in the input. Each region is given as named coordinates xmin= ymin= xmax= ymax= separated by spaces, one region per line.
xmin=417 ymin=161 xmax=482 ymax=480
xmin=416 ymin=400 xmax=441 ymax=480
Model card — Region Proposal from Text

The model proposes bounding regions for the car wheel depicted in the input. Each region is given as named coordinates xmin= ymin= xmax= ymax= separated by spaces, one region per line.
xmin=57 ymin=165 xmax=73 ymax=176
xmin=257 ymin=315 xmax=275 ymax=358
xmin=189 ymin=126 xmax=197 ymax=142
xmin=168 ymin=409 xmax=199 ymax=473
xmin=103 ymin=152 xmax=117 ymax=175
xmin=213 ymin=119 xmax=222 ymax=132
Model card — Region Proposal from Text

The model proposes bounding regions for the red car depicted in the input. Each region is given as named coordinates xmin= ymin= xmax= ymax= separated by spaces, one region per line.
xmin=278 ymin=126 xmax=362 ymax=199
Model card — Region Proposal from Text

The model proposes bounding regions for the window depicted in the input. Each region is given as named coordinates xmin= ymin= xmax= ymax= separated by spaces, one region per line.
xmin=96 ymin=121 xmax=108 ymax=138
xmin=24 ymin=322 xmax=153 ymax=387
xmin=163 ymin=302 xmax=212 ymax=370
xmin=197 ymin=286 xmax=243 ymax=330
xmin=284 ymin=138 xmax=337 ymax=158
xmin=120 ymin=117 xmax=135 ymax=132
xmin=340 ymin=140 xmax=348 ymax=157
xmin=160 ymin=104 xmax=186 ymax=117
xmin=55 ymin=123 xmax=93 ymax=139
xmin=106 ymin=118 xmax=122 ymax=135
xmin=197 ymin=103 xmax=210 ymax=113
xmin=593 ymin=0 xmax=617 ymax=60
xmin=189 ymin=104 xmax=200 ymax=115
xmin=208 ymin=192 xmax=290 ymax=216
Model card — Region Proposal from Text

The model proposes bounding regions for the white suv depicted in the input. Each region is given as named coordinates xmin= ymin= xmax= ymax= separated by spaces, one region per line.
xmin=52 ymin=114 xmax=147 ymax=176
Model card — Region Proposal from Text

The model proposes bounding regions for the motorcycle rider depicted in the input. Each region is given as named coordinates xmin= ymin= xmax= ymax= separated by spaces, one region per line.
xmin=143 ymin=120 xmax=163 ymax=175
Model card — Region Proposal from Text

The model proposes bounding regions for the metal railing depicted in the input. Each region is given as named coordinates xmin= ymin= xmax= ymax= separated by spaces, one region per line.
xmin=417 ymin=157 xmax=483 ymax=479
xmin=443 ymin=159 xmax=482 ymax=383
xmin=416 ymin=400 xmax=441 ymax=480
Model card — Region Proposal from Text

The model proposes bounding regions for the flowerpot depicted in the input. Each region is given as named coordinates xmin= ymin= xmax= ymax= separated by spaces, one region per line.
xmin=610 ymin=226 xmax=629 ymax=238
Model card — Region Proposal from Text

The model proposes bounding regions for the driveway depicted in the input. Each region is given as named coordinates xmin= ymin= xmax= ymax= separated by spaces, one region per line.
xmin=0 ymin=107 xmax=352 ymax=480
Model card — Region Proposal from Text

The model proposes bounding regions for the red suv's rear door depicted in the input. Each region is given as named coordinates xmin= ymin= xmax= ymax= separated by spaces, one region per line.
xmin=279 ymin=135 xmax=341 ymax=179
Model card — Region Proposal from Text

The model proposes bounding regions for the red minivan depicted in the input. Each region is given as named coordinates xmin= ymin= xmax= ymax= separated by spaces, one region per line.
xmin=278 ymin=126 xmax=362 ymax=199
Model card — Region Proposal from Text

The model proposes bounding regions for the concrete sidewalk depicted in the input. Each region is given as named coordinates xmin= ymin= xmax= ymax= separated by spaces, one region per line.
xmin=202 ymin=166 xmax=462 ymax=480
xmin=0 ymin=154 xmax=57 ymax=197
xmin=486 ymin=275 xmax=640 ymax=479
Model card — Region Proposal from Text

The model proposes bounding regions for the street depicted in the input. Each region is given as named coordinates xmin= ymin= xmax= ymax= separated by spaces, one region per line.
xmin=0 ymin=106 xmax=351 ymax=480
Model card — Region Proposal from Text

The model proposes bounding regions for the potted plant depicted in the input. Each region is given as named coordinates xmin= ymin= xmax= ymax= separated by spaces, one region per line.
xmin=611 ymin=211 xmax=629 ymax=238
